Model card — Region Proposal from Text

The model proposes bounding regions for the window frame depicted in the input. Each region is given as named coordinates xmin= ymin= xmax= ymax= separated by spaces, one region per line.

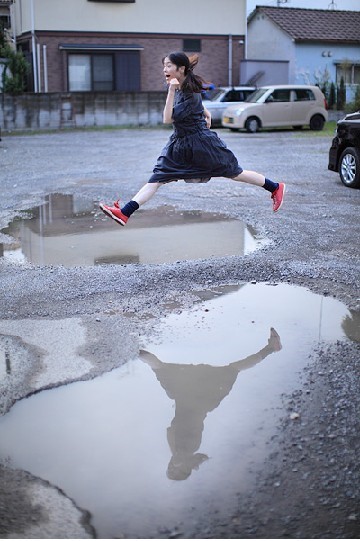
xmin=336 ymin=63 xmax=360 ymax=85
xmin=183 ymin=39 xmax=201 ymax=53
xmin=68 ymin=53 xmax=115 ymax=92
xmin=92 ymin=54 xmax=115 ymax=91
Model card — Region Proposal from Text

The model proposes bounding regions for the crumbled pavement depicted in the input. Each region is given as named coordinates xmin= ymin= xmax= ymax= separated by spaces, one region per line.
xmin=0 ymin=128 xmax=359 ymax=538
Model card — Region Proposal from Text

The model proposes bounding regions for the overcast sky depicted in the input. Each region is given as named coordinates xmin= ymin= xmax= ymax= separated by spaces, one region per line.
xmin=247 ymin=0 xmax=360 ymax=14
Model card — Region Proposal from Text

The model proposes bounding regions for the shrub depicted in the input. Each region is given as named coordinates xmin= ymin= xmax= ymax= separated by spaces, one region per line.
xmin=0 ymin=24 xmax=29 ymax=94
xmin=337 ymin=76 xmax=346 ymax=110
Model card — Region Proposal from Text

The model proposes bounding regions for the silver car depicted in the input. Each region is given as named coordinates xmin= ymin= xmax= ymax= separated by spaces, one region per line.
xmin=202 ymin=86 xmax=256 ymax=127
xmin=222 ymin=85 xmax=328 ymax=133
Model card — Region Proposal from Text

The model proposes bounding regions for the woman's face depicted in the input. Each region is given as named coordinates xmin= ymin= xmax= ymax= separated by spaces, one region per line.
xmin=163 ymin=57 xmax=185 ymax=84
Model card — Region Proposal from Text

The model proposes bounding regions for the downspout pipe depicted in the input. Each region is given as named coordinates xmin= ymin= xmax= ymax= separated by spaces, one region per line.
xmin=30 ymin=0 xmax=38 ymax=92
xmin=228 ymin=34 xmax=233 ymax=87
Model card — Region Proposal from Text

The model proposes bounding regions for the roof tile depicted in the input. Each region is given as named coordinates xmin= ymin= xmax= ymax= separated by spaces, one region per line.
xmin=250 ymin=6 xmax=360 ymax=44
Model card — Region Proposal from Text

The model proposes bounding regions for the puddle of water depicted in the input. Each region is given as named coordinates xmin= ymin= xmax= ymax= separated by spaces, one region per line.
xmin=0 ymin=283 xmax=354 ymax=538
xmin=0 ymin=193 xmax=267 ymax=266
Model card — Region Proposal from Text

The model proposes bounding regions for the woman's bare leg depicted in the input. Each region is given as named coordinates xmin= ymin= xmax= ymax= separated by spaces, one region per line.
xmin=231 ymin=170 xmax=266 ymax=186
xmin=132 ymin=182 xmax=161 ymax=206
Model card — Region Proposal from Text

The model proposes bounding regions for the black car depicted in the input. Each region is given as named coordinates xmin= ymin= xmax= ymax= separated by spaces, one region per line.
xmin=328 ymin=111 xmax=360 ymax=188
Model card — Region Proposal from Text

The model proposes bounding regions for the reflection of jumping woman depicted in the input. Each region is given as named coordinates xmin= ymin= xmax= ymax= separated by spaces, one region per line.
xmin=100 ymin=52 xmax=285 ymax=226
xmin=140 ymin=327 xmax=282 ymax=481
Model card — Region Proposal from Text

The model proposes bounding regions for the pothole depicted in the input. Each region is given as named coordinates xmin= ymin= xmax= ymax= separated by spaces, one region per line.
xmin=0 ymin=283 xmax=356 ymax=538
xmin=0 ymin=193 xmax=268 ymax=266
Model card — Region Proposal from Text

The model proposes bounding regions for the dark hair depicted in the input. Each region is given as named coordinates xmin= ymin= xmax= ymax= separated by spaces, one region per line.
xmin=164 ymin=51 xmax=207 ymax=93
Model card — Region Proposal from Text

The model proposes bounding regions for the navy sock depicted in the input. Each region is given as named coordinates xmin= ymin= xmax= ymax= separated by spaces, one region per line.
xmin=121 ymin=200 xmax=139 ymax=217
xmin=263 ymin=178 xmax=279 ymax=193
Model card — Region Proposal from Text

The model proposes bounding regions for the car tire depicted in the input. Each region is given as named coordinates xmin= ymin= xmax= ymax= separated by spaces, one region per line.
xmin=309 ymin=114 xmax=325 ymax=131
xmin=339 ymin=147 xmax=360 ymax=188
xmin=245 ymin=117 xmax=260 ymax=133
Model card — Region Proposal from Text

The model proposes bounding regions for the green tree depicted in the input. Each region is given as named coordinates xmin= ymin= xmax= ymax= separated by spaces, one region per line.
xmin=337 ymin=76 xmax=346 ymax=110
xmin=354 ymin=85 xmax=360 ymax=111
xmin=0 ymin=24 xmax=29 ymax=94
xmin=328 ymin=82 xmax=336 ymax=110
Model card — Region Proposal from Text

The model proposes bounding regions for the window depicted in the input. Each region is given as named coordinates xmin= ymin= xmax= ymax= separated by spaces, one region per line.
xmin=355 ymin=66 xmax=360 ymax=85
xmin=293 ymin=89 xmax=315 ymax=101
xmin=0 ymin=15 xmax=11 ymax=28
xmin=336 ymin=63 xmax=360 ymax=85
xmin=67 ymin=50 xmax=141 ymax=92
xmin=223 ymin=90 xmax=248 ymax=102
xmin=69 ymin=55 xmax=91 ymax=91
xmin=68 ymin=54 xmax=113 ymax=91
xmin=183 ymin=39 xmax=201 ymax=53
xmin=271 ymin=89 xmax=291 ymax=102
xmin=93 ymin=55 xmax=113 ymax=91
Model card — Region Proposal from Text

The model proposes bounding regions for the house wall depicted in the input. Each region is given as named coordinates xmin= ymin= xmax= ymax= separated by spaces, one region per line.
xmin=295 ymin=42 xmax=360 ymax=100
xmin=239 ymin=60 xmax=289 ymax=86
xmin=22 ymin=32 xmax=244 ymax=93
xmin=14 ymin=0 xmax=246 ymax=35
xmin=247 ymin=14 xmax=297 ymax=82
xmin=13 ymin=0 xmax=246 ymax=93
xmin=247 ymin=14 xmax=295 ymax=61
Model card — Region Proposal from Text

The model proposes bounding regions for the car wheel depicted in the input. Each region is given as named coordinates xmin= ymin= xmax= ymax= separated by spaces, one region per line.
xmin=245 ymin=117 xmax=260 ymax=133
xmin=309 ymin=114 xmax=325 ymax=130
xmin=339 ymin=147 xmax=360 ymax=188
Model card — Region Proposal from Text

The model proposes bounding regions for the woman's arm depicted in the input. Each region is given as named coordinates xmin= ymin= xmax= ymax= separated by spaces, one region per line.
xmin=163 ymin=78 xmax=180 ymax=124
xmin=203 ymin=106 xmax=211 ymax=128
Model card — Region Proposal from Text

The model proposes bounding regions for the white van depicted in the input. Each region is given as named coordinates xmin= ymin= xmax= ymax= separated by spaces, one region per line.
xmin=222 ymin=85 xmax=328 ymax=133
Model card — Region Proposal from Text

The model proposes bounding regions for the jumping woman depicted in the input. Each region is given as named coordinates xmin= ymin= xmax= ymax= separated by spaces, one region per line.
xmin=99 ymin=52 xmax=285 ymax=226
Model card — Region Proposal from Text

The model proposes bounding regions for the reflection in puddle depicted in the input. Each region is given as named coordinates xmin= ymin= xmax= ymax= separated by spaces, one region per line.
xmin=140 ymin=326 xmax=282 ymax=482
xmin=0 ymin=284 xmax=354 ymax=538
xmin=0 ymin=193 xmax=267 ymax=266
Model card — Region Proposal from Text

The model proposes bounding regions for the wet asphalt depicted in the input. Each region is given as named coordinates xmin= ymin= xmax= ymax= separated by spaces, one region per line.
xmin=0 ymin=126 xmax=359 ymax=538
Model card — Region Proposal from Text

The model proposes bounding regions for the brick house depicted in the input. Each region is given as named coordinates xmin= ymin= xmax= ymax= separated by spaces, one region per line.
xmin=9 ymin=0 xmax=247 ymax=93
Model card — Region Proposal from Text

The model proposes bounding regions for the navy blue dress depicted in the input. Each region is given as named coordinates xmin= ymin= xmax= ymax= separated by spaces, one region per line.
xmin=148 ymin=90 xmax=243 ymax=184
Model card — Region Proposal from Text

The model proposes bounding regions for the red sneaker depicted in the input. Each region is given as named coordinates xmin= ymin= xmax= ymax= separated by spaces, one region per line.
xmin=271 ymin=182 xmax=286 ymax=212
xmin=99 ymin=203 xmax=128 ymax=226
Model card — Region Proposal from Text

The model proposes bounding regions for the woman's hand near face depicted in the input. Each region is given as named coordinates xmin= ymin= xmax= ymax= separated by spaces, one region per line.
xmin=168 ymin=78 xmax=180 ymax=90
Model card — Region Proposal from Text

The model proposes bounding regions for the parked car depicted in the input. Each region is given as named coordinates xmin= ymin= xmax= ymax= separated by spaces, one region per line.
xmin=328 ymin=110 xmax=360 ymax=189
xmin=221 ymin=85 xmax=328 ymax=133
xmin=202 ymin=86 xmax=256 ymax=127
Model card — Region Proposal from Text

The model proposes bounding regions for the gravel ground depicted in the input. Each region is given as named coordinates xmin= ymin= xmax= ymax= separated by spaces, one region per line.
xmin=0 ymin=127 xmax=359 ymax=538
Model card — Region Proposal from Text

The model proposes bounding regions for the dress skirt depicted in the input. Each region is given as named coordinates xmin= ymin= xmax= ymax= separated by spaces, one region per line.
xmin=148 ymin=90 xmax=243 ymax=184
